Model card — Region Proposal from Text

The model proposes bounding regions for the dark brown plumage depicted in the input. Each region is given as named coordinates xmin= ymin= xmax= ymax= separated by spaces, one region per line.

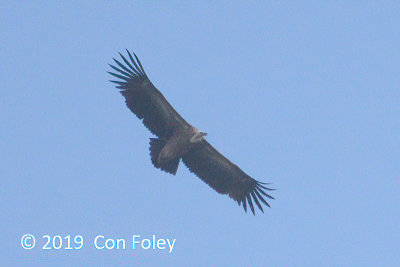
xmin=109 ymin=50 xmax=274 ymax=214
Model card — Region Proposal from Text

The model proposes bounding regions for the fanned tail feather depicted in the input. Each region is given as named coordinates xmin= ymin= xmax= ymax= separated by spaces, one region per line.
xmin=149 ymin=138 xmax=180 ymax=175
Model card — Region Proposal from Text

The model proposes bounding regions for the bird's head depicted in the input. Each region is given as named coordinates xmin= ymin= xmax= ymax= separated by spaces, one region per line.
xmin=190 ymin=129 xmax=207 ymax=143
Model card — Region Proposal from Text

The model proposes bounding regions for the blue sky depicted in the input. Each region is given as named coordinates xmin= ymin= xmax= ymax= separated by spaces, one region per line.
xmin=1 ymin=1 xmax=399 ymax=266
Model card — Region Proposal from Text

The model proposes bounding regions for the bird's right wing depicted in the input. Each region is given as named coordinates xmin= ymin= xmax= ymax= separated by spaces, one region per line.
xmin=182 ymin=140 xmax=274 ymax=215
xmin=109 ymin=50 xmax=189 ymax=138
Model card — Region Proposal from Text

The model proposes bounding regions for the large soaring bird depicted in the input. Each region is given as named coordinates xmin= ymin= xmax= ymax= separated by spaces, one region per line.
xmin=108 ymin=50 xmax=274 ymax=214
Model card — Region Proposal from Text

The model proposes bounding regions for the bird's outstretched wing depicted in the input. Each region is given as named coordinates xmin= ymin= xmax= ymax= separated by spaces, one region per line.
xmin=108 ymin=50 xmax=189 ymax=138
xmin=182 ymin=141 xmax=274 ymax=215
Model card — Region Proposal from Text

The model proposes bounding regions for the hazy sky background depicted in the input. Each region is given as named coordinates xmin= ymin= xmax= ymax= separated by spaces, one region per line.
xmin=1 ymin=2 xmax=399 ymax=266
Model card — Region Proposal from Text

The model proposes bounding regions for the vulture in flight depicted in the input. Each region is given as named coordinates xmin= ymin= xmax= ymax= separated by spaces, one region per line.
xmin=108 ymin=50 xmax=274 ymax=215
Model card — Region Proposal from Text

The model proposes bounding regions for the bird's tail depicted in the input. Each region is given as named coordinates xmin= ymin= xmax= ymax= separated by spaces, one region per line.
xmin=149 ymin=138 xmax=180 ymax=175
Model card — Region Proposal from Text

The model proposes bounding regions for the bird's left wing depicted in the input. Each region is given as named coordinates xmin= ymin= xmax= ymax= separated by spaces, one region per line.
xmin=182 ymin=141 xmax=274 ymax=215
xmin=108 ymin=50 xmax=190 ymax=138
